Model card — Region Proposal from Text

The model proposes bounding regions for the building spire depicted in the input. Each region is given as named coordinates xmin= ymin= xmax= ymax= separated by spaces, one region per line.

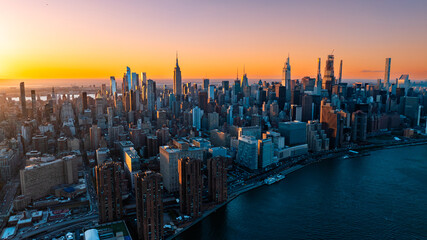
xmin=176 ymin=51 xmax=179 ymax=66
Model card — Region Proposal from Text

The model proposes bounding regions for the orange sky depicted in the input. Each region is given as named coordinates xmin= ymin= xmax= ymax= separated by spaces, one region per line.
xmin=1 ymin=0 xmax=426 ymax=82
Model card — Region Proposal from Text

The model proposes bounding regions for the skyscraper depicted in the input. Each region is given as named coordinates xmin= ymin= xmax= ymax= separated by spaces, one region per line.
xmin=20 ymin=82 xmax=27 ymax=118
xmin=207 ymin=157 xmax=228 ymax=203
xmin=384 ymin=58 xmax=391 ymax=89
xmin=132 ymin=72 xmax=139 ymax=91
xmin=281 ymin=56 xmax=291 ymax=102
xmin=315 ymin=58 xmax=322 ymax=95
xmin=322 ymin=55 xmax=335 ymax=93
xmin=192 ymin=106 xmax=203 ymax=130
xmin=31 ymin=90 xmax=36 ymax=119
xmin=82 ymin=91 xmax=88 ymax=110
xmin=126 ymin=66 xmax=132 ymax=91
xmin=141 ymin=72 xmax=147 ymax=86
xmin=338 ymin=60 xmax=343 ymax=84
xmin=203 ymin=78 xmax=210 ymax=91
xmin=134 ymin=171 xmax=164 ymax=240
xmin=178 ymin=157 xmax=203 ymax=217
xmin=95 ymin=161 xmax=123 ymax=223
xmin=147 ymin=79 xmax=156 ymax=112
xmin=173 ymin=54 xmax=182 ymax=97
xmin=110 ymin=76 xmax=117 ymax=95
xmin=90 ymin=124 xmax=101 ymax=150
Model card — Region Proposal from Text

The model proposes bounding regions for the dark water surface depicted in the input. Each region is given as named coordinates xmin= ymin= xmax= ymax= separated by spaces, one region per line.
xmin=178 ymin=145 xmax=427 ymax=240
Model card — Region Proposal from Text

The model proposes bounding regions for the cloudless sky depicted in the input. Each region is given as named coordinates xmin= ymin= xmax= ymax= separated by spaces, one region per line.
xmin=0 ymin=0 xmax=426 ymax=82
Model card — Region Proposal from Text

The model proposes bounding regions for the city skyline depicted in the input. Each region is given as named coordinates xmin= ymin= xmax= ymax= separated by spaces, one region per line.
xmin=1 ymin=0 xmax=427 ymax=81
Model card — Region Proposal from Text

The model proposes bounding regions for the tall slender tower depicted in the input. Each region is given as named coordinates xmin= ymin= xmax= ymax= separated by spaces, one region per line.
xmin=315 ymin=58 xmax=322 ymax=95
xmin=322 ymin=55 xmax=335 ymax=93
xmin=31 ymin=90 xmax=36 ymax=119
xmin=135 ymin=171 xmax=164 ymax=240
xmin=110 ymin=76 xmax=117 ymax=95
xmin=20 ymin=82 xmax=27 ymax=118
xmin=384 ymin=58 xmax=391 ymax=89
xmin=173 ymin=53 xmax=182 ymax=98
xmin=281 ymin=55 xmax=291 ymax=102
xmin=126 ymin=66 xmax=132 ymax=92
xmin=338 ymin=60 xmax=343 ymax=84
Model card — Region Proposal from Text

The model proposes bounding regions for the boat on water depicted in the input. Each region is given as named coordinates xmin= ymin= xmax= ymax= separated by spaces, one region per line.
xmin=276 ymin=174 xmax=285 ymax=181
xmin=264 ymin=174 xmax=286 ymax=185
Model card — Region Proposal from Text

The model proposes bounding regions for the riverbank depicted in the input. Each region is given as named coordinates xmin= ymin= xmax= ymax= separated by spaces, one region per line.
xmin=168 ymin=138 xmax=427 ymax=239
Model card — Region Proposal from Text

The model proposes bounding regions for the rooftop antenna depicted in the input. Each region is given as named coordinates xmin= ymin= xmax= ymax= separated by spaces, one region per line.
xmin=331 ymin=49 xmax=335 ymax=55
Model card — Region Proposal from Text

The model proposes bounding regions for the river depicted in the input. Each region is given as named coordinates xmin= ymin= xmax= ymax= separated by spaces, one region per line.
xmin=177 ymin=144 xmax=427 ymax=239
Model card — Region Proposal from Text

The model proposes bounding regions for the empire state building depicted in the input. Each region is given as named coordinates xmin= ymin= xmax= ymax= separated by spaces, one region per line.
xmin=173 ymin=54 xmax=182 ymax=97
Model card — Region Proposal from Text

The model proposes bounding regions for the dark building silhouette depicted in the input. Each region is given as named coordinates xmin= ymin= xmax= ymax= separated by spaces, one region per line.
xmin=31 ymin=90 xmax=36 ymax=119
xmin=207 ymin=157 xmax=228 ymax=203
xmin=135 ymin=171 xmax=164 ymax=240
xmin=82 ymin=91 xmax=88 ymax=110
xmin=95 ymin=161 xmax=123 ymax=223
xmin=275 ymin=85 xmax=286 ymax=110
xmin=20 ymin=82 xmax=27 ymax=118
xmin=198 ymin=91 xmax=208 ymax=112
xmin=351 ymin=110 xmax=367 ymax=142
xmin=178 ymin=157 xmax=202 ymax=217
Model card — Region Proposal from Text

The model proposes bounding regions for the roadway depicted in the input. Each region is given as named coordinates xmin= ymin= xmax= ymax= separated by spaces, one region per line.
xmin=0 ymin=176 xmax=20 ymax=219
xmin=13 ymin=214 xmax=98 ymax=239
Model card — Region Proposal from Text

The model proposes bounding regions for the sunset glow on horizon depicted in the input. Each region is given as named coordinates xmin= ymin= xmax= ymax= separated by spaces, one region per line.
xmin=1 ymin=0 xmax=426 ymax=82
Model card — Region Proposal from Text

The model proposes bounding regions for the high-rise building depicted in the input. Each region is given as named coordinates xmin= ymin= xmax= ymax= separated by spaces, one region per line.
xmin=281 ymin=56 xmax=291 ymax=102
xmin=32 ymin=135 xmax=48 ymax=153
xmin=315 ymin=58 xmax=322 ymax=95
xmin=258 ymin=139 xmax=273 ymax=169
xmin=198 ymin=91 xmax=208 ymax=112
xmin=134 ymin=171 xmax=164 ymax=240
xmin=110 ymin=76 xmax=117 ymax=95
xmin=147 ymin=79 xmax=156 ymax=112
xmin=159 ymin=140 xmax=203 ymax=192
xmin=90 ymin=124 xmax=101 ymax=150
xmin=384 ymin=58 xmax=391 ymax=89
xmin=208 ymin=112 xmax=219 ymax=130
xmin=131 ymin=72 xmax=139 ymax=91
xmin=20 ymin=82 xmax=27 ymax=118
xmin=207 ymin=157 xmax=228 ymax=203
xmin=173 ymin=54 xmax=182 ymax=97
xmin=141 ymin=72 xmax=147 ymax=86
xmin=320 ymin=100 xmax=347 ymax=148
xmin=236 ymin=135 xmax=258 ymax=170
xmin=306 ymin=120 xmax=329 ymax=152
xmin=82 ymin=92 xmax=88 ymax=110
xmin=20 ymin=155 xmax=79 ymax=200
xmin=178 ymin=157 xmax=202 ymax=217
xmin=222 ymin=80 xmax=229 ymax=91
xmin=126 ymin=66 xmax=132 ymax=91
xmin=338 ymin=60 xmax=343 ymax=84
xmin=322 ymin=55 xmax=335 ymax=93
xmin=0 ymin=149 xmax=19 ymax=183
xmin=208 ymin=85 xmax=215 ymax=102
xmin=31 ymin=90 xmax=36 ymax=119
xmin=95 ymin=161 xmax=123 ymax=223
xmin=192 ymin=106 xmax=203 ymax=130
xmin=278 ymin=121 xmax=307 ymax=146
xmin=275 ymin=85 xmax=286 ymax=110
xmin=203 ymin=78 xmax=210 ymax=91
xmin=351 ymin=110 xmax=367 ymax=142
